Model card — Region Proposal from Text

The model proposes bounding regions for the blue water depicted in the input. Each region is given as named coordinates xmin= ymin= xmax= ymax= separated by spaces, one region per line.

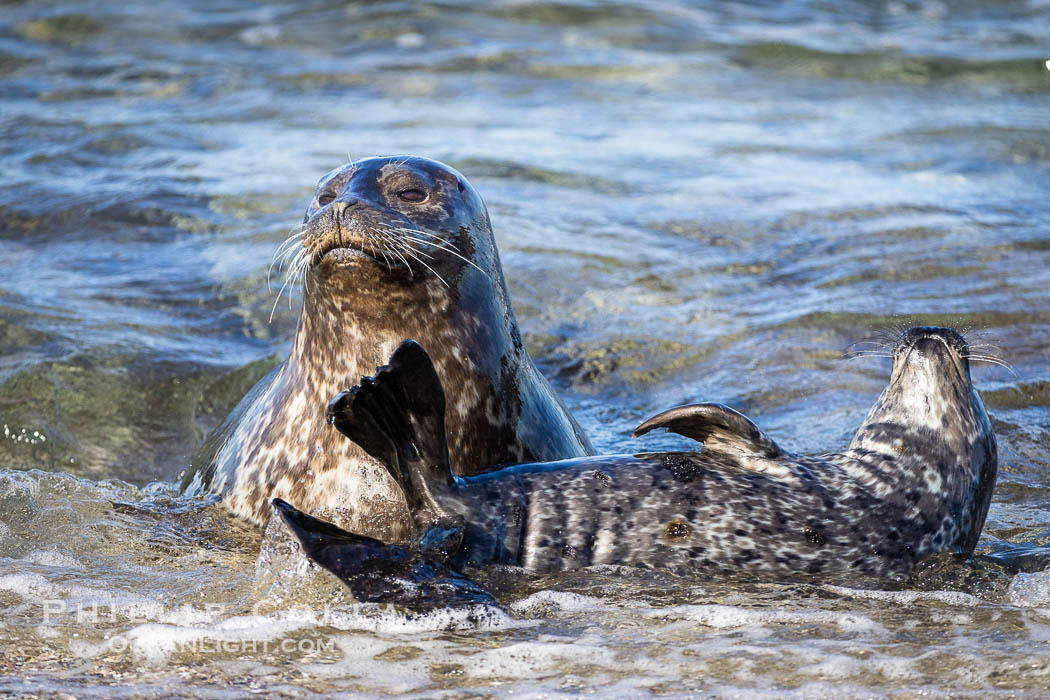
xmin=1 ymin=1 xmax=1049 ymax=696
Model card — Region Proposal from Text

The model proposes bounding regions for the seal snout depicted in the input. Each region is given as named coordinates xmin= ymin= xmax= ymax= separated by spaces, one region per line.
xmin=307 ymin=199 xmax=404 ymax=266
xmin=896 ymin=326 xmax=966 ymax=353
xmin=894 ymin=326 xmax=968 ymax=372
xmin=888 ymin=326 xmax=972 ymax=398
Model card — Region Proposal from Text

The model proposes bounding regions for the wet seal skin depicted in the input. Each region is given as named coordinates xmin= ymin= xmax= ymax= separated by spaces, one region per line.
xmin=270 ymin=498 xmax=498 ymax=611
xmin=182 ymin=156 xmax=592 ymax=540
xmin=276 ymin=326 xmax=997 ymax=604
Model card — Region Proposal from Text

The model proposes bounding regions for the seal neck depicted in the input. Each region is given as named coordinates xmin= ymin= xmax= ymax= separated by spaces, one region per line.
xmin=284 ymin=262 xmax=525 ymax=427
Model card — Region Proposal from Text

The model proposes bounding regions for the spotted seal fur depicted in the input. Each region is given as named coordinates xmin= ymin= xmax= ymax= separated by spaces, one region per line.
xmin=276 ymin=326 xmax=997 ymax=590
xmin=182 ymin=156 xmax=592 ymax=539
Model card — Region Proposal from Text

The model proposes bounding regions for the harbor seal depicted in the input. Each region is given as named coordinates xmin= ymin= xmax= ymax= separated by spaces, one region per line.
xmin=183 ymin=156 xmax=592 ymax=539
xmin=275 ymin=326 xmax=997 ymax=597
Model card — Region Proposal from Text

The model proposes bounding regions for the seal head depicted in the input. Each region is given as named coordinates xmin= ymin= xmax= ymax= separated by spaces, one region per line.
xmin=302 ymin=156 xmax=495 ymax=293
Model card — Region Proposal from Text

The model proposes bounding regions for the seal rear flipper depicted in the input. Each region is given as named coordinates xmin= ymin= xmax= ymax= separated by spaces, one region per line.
xmin=417 ymin=517 xmax=466 ymax=562
xmin=632 ymin=403 xmax=787 ymax=463
xmin=271 ymin=499 xmax=497 ymax=610
xmin=272 ymin=497 xmax=392 ymax=553
xmin=326 ymin=340 xmax=457 ymax=522
xmin=327 ymin=387 xmax=403 ymax=488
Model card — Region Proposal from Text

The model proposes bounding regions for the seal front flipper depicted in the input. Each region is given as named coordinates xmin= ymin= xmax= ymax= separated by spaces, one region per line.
xmin=271 ymin=499 xmax=496 ymax=610
xmin=633 ymin=403 xmax=789 ymax=469
xmin=326 ymin=340 xmax=459 ymax=525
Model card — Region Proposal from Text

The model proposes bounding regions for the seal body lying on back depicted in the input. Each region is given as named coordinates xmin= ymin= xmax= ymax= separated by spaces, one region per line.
xmin=275 ymin=326 xmax=996 ymax=596
xmin=182 ymin=156 xmax=592 ymax=539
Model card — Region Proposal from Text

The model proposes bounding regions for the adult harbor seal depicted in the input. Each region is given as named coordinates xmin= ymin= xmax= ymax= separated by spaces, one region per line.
xmin=183 ymin=156 xmax=592 ymax=539
xmin=276 ymin=326 xmax=997 ymax=597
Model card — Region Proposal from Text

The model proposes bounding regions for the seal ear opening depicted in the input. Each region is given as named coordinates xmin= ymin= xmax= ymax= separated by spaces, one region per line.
xmin=633 ymin=403 xmax=786 ymax=462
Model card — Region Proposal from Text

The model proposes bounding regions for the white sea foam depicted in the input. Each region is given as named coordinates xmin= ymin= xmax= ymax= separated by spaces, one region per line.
xmin=643 ymin=603 xmax=886 ymax=634
xmin=1007 ymin=569 xmax=1050 ymax=608
xmin=22 ymin=549 xmax=80 ymax=568
xmin=510 ymin=589 xmax=610 ymax=614
xmin=826 ymin=584 xmax=984 ymax=607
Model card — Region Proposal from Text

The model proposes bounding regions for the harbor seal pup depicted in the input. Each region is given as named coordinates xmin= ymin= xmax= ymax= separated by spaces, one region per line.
xmin=275 ymin=326 xmax=997 ymax=596
xmin=183 ymin=156 xmax=592 ymax=539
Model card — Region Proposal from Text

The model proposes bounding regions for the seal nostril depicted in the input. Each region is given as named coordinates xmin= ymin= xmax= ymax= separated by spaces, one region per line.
xmin=899 ymin=326 xmax=965 ymax=354
xmin=331 ymin=199 xmax=359 ymax=218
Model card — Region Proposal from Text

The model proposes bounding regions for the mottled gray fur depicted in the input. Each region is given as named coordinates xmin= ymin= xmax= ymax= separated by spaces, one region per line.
xmin=182 ymin=156 xmax=592 ymax=539
xmin=328 ymin=327 xmax=997 ymax=580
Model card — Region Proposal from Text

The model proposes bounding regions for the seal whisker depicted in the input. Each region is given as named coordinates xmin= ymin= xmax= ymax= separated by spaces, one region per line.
xmin=390 ymin=224 xmax=456 ymax=248
xmin=391 ymin=239 xmax=450 ymax=287
xmin=372 ymin=223 xmax=438 ymax=267
xmin=270 ymin=248 xmax=301 ymax=310
xmin=367 ymin=232 xmax=394 ymax=269
xmin=389 ymin=226 xmax=488 ymax=277
xmin=964 ymin=343 xmax=1009 ymax=357
xmin=269 ymin=262 xmax=299 ymax=323
xmin=270 ymin=232 xmax=307 ymax=270
xmin=275 ymin=243 xmax=302 ymax=270
xmin=394 ymin=240 xmax=451 ymax=287
xmin=843 ymin=351 xmax=894 ymax=361
xmin=298 ymin=250 xmax=314 ymax=297
xmin=360 ymin=229 xmax=373 ymax=263
xmin=267 ymin=229 xmax=307 ymax=291
xmin=286 ymin=248 xmax=310 ymax=302
xmin=388 ymin=243 xmax=416 ymax=278
xmin=964 ymin=354 xmax=1018 ymax=376
xmin=391 ymin=240 xmax=441 ymax=268
xmin=846 ymin=340 xmax=893 ymax=352
xmin=272 ymin=228 xmax=306 ymax=256
xmin=844 ymin=333 xmax=895 ymax=360
xmin=272 ymin=245 xmax=303 ymax=285
xmin=879 ymin=324 xmax=910 ymax=343
xmin=371 ymin=229 xmax=415 ymax=277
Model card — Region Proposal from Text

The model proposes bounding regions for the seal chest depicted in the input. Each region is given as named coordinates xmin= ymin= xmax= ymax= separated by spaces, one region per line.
xmin=182 ymin=156 xmax=592 ymax=539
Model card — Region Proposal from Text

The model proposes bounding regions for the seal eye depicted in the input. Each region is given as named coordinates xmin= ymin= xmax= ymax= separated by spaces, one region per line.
xmin=398 ymin=189 xmax=427 ymax=203
xmin=317 ymin=192 xmax=336 ymax=206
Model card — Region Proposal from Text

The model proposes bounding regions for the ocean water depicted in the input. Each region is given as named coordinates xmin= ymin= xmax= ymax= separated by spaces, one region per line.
xmin=1 ymin=0 xmax=1049 ymax=696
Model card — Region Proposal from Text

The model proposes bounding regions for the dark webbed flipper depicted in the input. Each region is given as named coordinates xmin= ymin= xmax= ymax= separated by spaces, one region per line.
xmin=326 ymin=340 xmax=459 ymax=525
xmin=271 ymin=499 xmax=496 ymax=611
xmin=633 ymin=403 xmax=787 ymax=464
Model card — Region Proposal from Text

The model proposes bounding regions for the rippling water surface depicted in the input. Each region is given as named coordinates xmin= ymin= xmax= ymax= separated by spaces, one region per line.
xmin=2 ymin=0 xmax=1050 ymax=696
